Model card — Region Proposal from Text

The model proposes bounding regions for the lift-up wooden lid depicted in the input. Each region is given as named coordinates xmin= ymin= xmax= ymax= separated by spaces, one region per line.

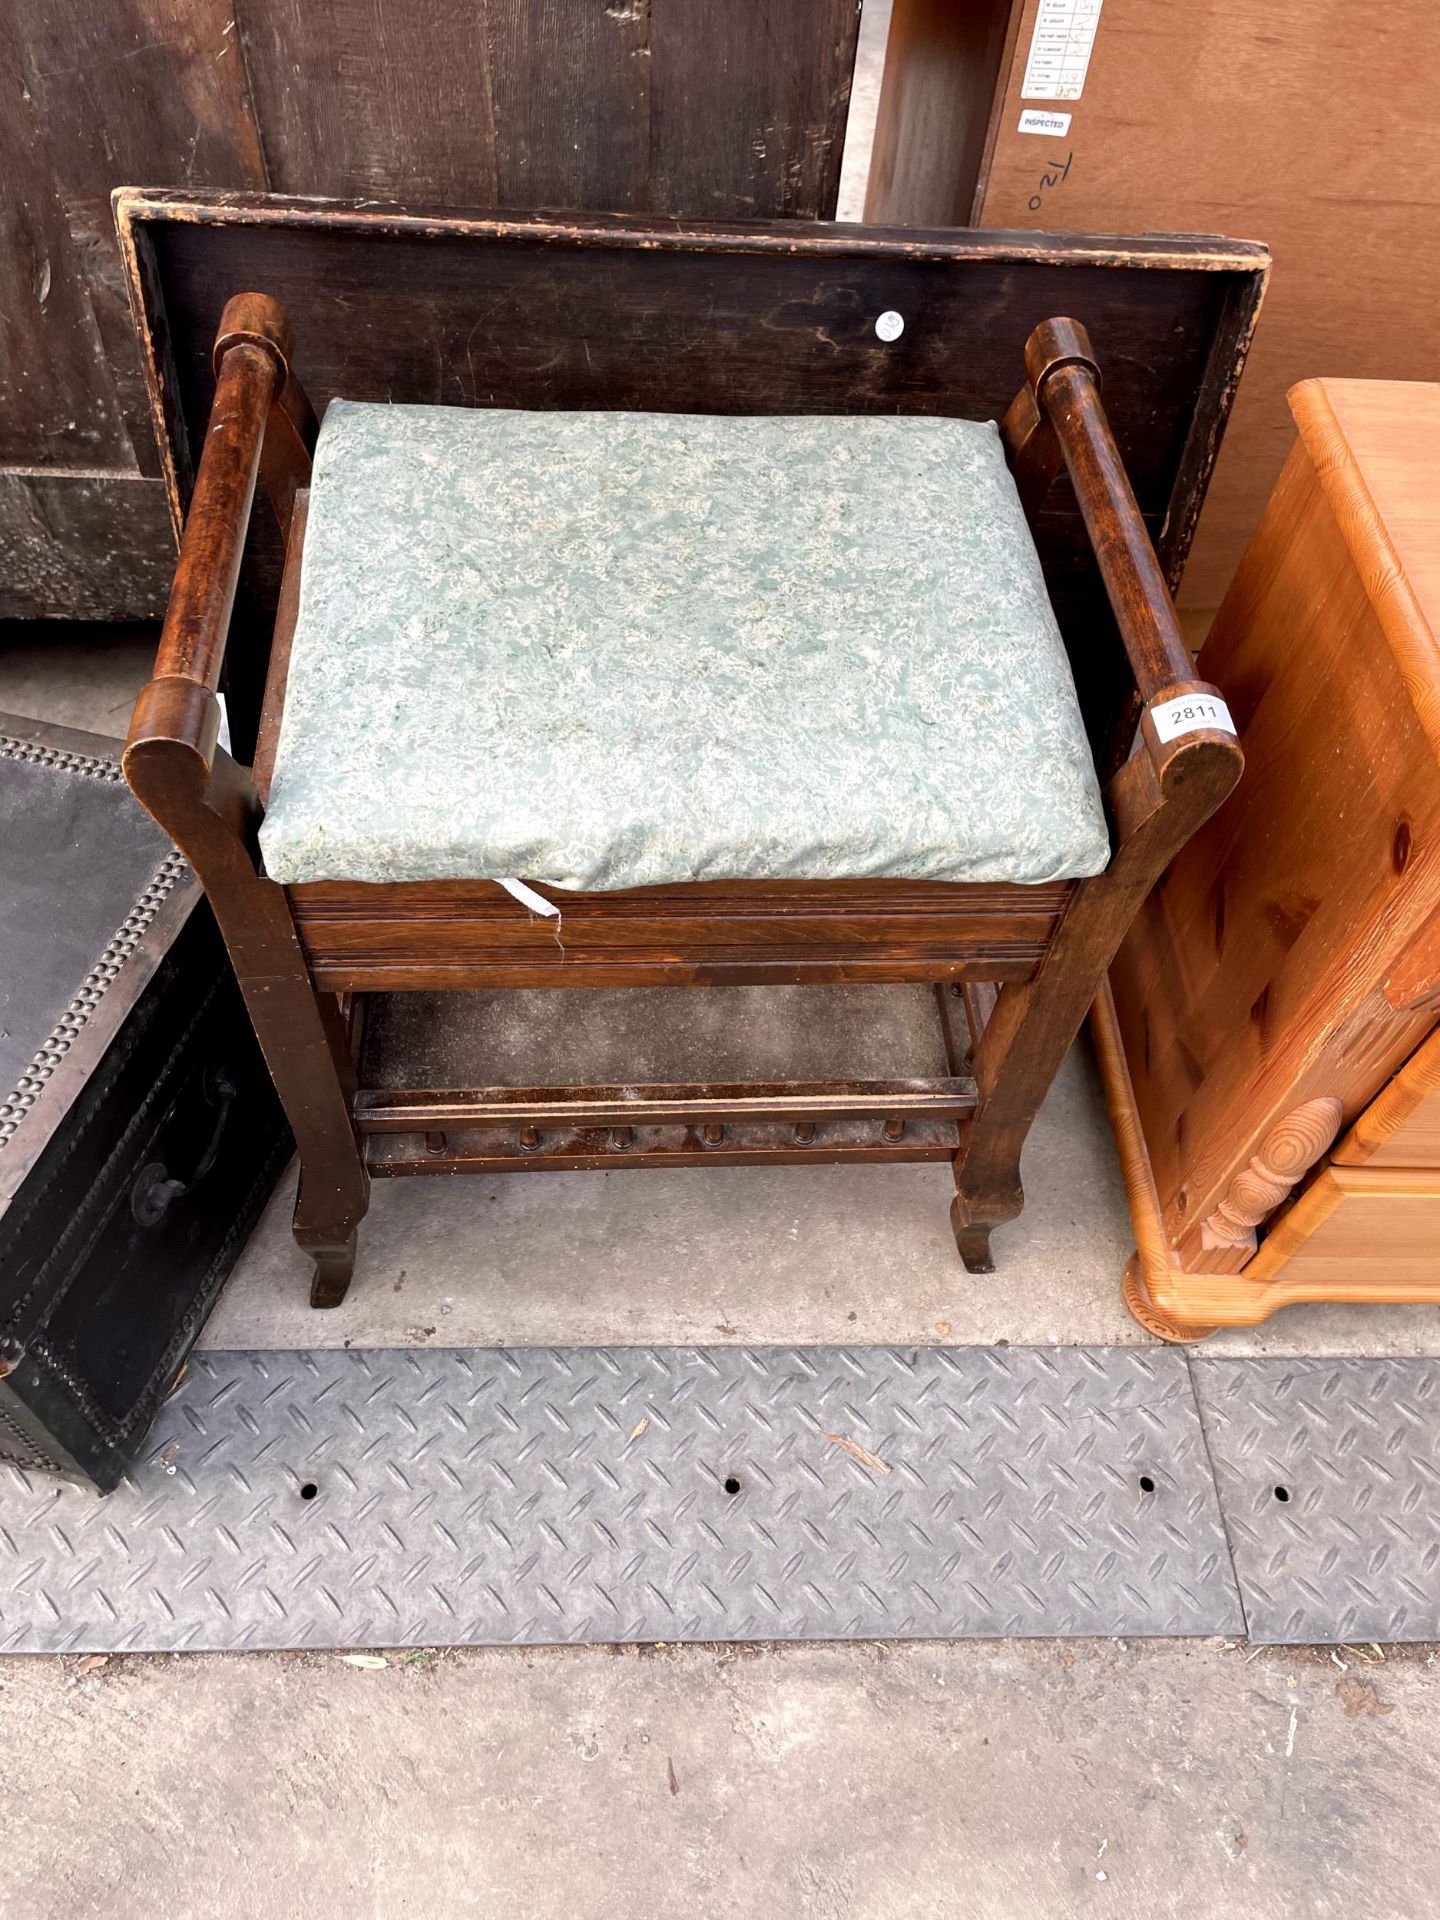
xmin=114 ymin=189 xmax=1267 ymax=740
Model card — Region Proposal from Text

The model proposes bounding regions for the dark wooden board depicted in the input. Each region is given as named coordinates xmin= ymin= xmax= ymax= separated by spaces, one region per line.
xmin=644 ymin=2 xmax=862 ymax=219
xmin=232 ymin=0 xmax=860 ymax=216
xmin=0 ymin=0 xmax=864 ymax=618
xmin=288 ymin=876 xmax=1072 ymax=994
xmin=864 ymin=0 xmax=1015 ymax=229
xmin=13 ymin=0 xmax=269 ymax=477
xmin=0 ymin=471 xmax=177 ymax=622
xmin=16 ymin=0 xmax=269 ymax=205
xmin=126 ymin=200 xmax=1263 ymax=531
xmin=0 ymin=13 xmax=132 ymax=471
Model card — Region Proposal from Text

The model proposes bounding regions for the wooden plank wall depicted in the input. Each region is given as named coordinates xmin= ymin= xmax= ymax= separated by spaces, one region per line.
xmin=0 ymin=0 xmax=864 ymax=619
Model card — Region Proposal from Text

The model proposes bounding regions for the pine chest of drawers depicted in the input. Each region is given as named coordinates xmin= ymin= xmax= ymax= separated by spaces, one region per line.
xmin=1104 ymin=378 xmax=1440 ymax=1333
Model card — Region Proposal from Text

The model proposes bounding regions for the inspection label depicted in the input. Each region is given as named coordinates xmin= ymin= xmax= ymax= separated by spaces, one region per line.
xmin=1021 ymin=0 xmax=1105 ymax=101
xmin=1018 ymin=109 xmax=1072 ymax=136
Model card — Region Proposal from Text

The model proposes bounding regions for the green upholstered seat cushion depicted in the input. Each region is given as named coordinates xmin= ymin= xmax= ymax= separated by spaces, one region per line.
xmin=258 ymin=402 xmax=1110 ymax=890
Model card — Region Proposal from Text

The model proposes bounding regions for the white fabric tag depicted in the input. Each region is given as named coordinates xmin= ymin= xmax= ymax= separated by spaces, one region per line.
xmin=1150 ymin=693 xmax=1237 ymax=744
xmin=495 ymin=876 xmax=561 ymax=917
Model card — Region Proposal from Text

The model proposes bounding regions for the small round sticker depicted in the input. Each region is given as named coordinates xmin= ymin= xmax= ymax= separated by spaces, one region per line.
xmin=875 ymin=310 xmax=905 ymax=343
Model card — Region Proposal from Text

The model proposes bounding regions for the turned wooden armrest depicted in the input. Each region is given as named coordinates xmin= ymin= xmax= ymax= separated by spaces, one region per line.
xmin=1005 ymin=316 xmax=1242 ymax=820
xmin=126 ymin=292 xmax=307 ymax=777
xmin=1023 ymin=318 xmax=1196 ymax=695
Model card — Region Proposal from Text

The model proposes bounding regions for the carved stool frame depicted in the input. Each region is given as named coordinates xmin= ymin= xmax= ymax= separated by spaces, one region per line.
xmin=114 ymin=195 xmax=1264 ymax=1305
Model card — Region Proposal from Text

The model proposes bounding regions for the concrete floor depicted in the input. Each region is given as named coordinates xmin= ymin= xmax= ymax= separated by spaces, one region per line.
xmin=5 ymin=35 xmax=1440 ymax=1901
xmin=204 ymin=1041 xmax=1440 ymax=1359
xmin=5 ymin=1638 xmax=1438 ymax=1920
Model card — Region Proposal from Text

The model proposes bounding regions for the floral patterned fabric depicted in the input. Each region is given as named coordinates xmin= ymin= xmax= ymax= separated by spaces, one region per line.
xmin=259 ymin=401 xmax=1110 ymax=890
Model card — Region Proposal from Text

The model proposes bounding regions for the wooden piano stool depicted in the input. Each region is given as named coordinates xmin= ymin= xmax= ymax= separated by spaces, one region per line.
xmin=113 ymin=191 xmax=1264 ymax=1306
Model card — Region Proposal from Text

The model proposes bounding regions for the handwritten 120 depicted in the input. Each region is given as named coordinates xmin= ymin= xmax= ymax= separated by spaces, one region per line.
xmin=1027 ymin=149 xmax=1073 ymax=212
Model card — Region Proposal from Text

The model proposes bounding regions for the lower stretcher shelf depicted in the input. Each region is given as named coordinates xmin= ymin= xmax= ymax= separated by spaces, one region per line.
xmin=355 ymin=986 xmax=974 ymax=1174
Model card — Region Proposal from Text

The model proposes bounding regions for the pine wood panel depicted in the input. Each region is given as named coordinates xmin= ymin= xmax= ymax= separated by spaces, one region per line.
xmin=1254 ymin=1167 xmax=1440 ymax=1292
xmin=1110 ymin=378 xmax=1440 ymax=1272
xmin=1093 ymin=979 xmax=1440 ymax=1337
xmin=1334 ymin=1023 xmax=1440 ymax=1171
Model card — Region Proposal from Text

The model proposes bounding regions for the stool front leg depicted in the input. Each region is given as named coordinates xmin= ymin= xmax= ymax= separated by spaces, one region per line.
xmin=123 ymin=293 xmax=369 ymax=1307
xmin=954 ymin=317 xmax=1245 ymax=1273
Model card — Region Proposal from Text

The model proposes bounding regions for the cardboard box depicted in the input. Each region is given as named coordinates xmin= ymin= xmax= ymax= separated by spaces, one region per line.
xmin=867 ymin=0 xmax=1440 ymax=614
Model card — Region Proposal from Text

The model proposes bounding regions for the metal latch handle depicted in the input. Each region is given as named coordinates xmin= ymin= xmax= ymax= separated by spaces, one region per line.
xmin=130 ymin=1069 xmax=237 ymax=1228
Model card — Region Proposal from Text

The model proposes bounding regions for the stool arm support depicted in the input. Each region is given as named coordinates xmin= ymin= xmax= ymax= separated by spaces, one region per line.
xmin=956 ymin=327 xmax=1245 ymax=1267
xmin=1024 ymin=317 xmax=1195 ymax=701
xmin=1012 ymin=316 xmax=1243 ymax=800
xmin=126 ymin=294 xmax=297 ymax=776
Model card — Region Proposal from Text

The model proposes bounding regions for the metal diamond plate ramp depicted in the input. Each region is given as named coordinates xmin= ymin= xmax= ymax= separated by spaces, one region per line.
xmin=0 ymin=1346 xmax=1241 ymax=1651
xmin=1193 ymin=1356 xmax=1440 ymax=1645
